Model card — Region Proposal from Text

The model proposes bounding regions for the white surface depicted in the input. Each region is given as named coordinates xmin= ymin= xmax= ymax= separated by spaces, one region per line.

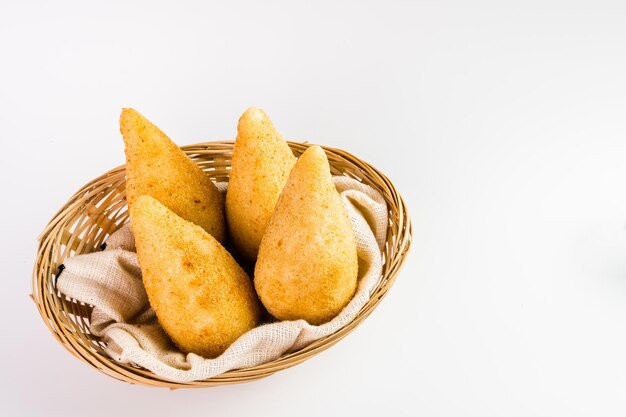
xmin=1 ymin=1 xmax=626 ymax=416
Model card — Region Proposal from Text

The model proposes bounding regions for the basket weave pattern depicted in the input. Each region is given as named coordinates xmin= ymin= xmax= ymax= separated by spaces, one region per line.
xmin=32 ymin=141 xmax=412 ymax=388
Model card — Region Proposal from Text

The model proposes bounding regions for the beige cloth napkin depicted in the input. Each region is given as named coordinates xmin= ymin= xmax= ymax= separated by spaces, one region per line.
xmin=57 ymin=177 xmax=388 ymax=382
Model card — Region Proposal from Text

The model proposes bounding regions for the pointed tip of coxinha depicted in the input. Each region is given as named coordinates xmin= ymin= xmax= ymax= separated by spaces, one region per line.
xmin=130 ymin=194 xmax=261 ymax=358
xmin=299 ymin=144 xmax=327 ymax=162
xmin=130 ymin=194 xmax=168 ymax=228
xmin=130 ymin=194 xmax=218 ymax=258
xmin=120 ymin=107 xmax=137 ymax=126
xmin=236 ymin=106 xmax=280 ymax=144
xmin=287 ymin=145 xmax=333 ymax=191
xmin=130 ymin=194 xmax=200 ymax=253
xmin=239 ymin=106 xmax=267 ymax=124
xmin=296 ymin=145 xmax=329 ymax=173
xmin=119 ymin=108 xmax=155 ymax=144
xmin=119 ymin=107 xmax=180 ymax=158
xmin=120 ymin=107 xmax=226 ymax=243
xmin=120 ymin=107 xmax=139 ymax=126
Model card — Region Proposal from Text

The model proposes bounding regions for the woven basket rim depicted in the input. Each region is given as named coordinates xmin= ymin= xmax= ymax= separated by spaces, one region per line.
xmin=31 ymin=140 xmax=412 ymax=388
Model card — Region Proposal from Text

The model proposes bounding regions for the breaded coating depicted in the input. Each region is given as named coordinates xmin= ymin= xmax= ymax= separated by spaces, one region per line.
xmin=254 ymin=146 xmax=358 ymax=325
xmin=121 ymin=108 xmax=226 ymax=243
xmin=130 ymin=195 xmax=261 ymax=358
xmin=225 ymin=107 xmax=296 ymax=262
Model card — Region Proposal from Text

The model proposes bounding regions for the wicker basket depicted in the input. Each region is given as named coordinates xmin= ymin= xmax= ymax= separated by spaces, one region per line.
xmin=32 ymin=141 xmax=412 ymax=388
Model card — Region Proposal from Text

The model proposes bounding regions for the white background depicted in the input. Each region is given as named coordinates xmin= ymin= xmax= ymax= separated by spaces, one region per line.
xmin=2 ymin=1 xmax=626 ymax=416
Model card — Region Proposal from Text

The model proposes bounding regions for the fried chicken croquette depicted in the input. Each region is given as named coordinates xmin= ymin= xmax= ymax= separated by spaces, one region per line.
xmin=121 ymin=108 xmax=225 ymax=243
xmin=225 ymin=107 xmax=296 ymax=262
xmin=254 ymin=146 xmax=358 ymax=325
xmin=130 ymin=195 xmax=261 ymax=358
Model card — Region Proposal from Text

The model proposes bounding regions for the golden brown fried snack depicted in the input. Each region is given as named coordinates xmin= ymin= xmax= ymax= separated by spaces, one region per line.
xmin=254 ymin=146 xmax=358 ymax=325
xmin=225 ymin=107 xmax=296 ymax=261
xmin=121 ymin=108 xmax=225 ymax=243
xmin=130 ymin=195 xmax=261 ymax=358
